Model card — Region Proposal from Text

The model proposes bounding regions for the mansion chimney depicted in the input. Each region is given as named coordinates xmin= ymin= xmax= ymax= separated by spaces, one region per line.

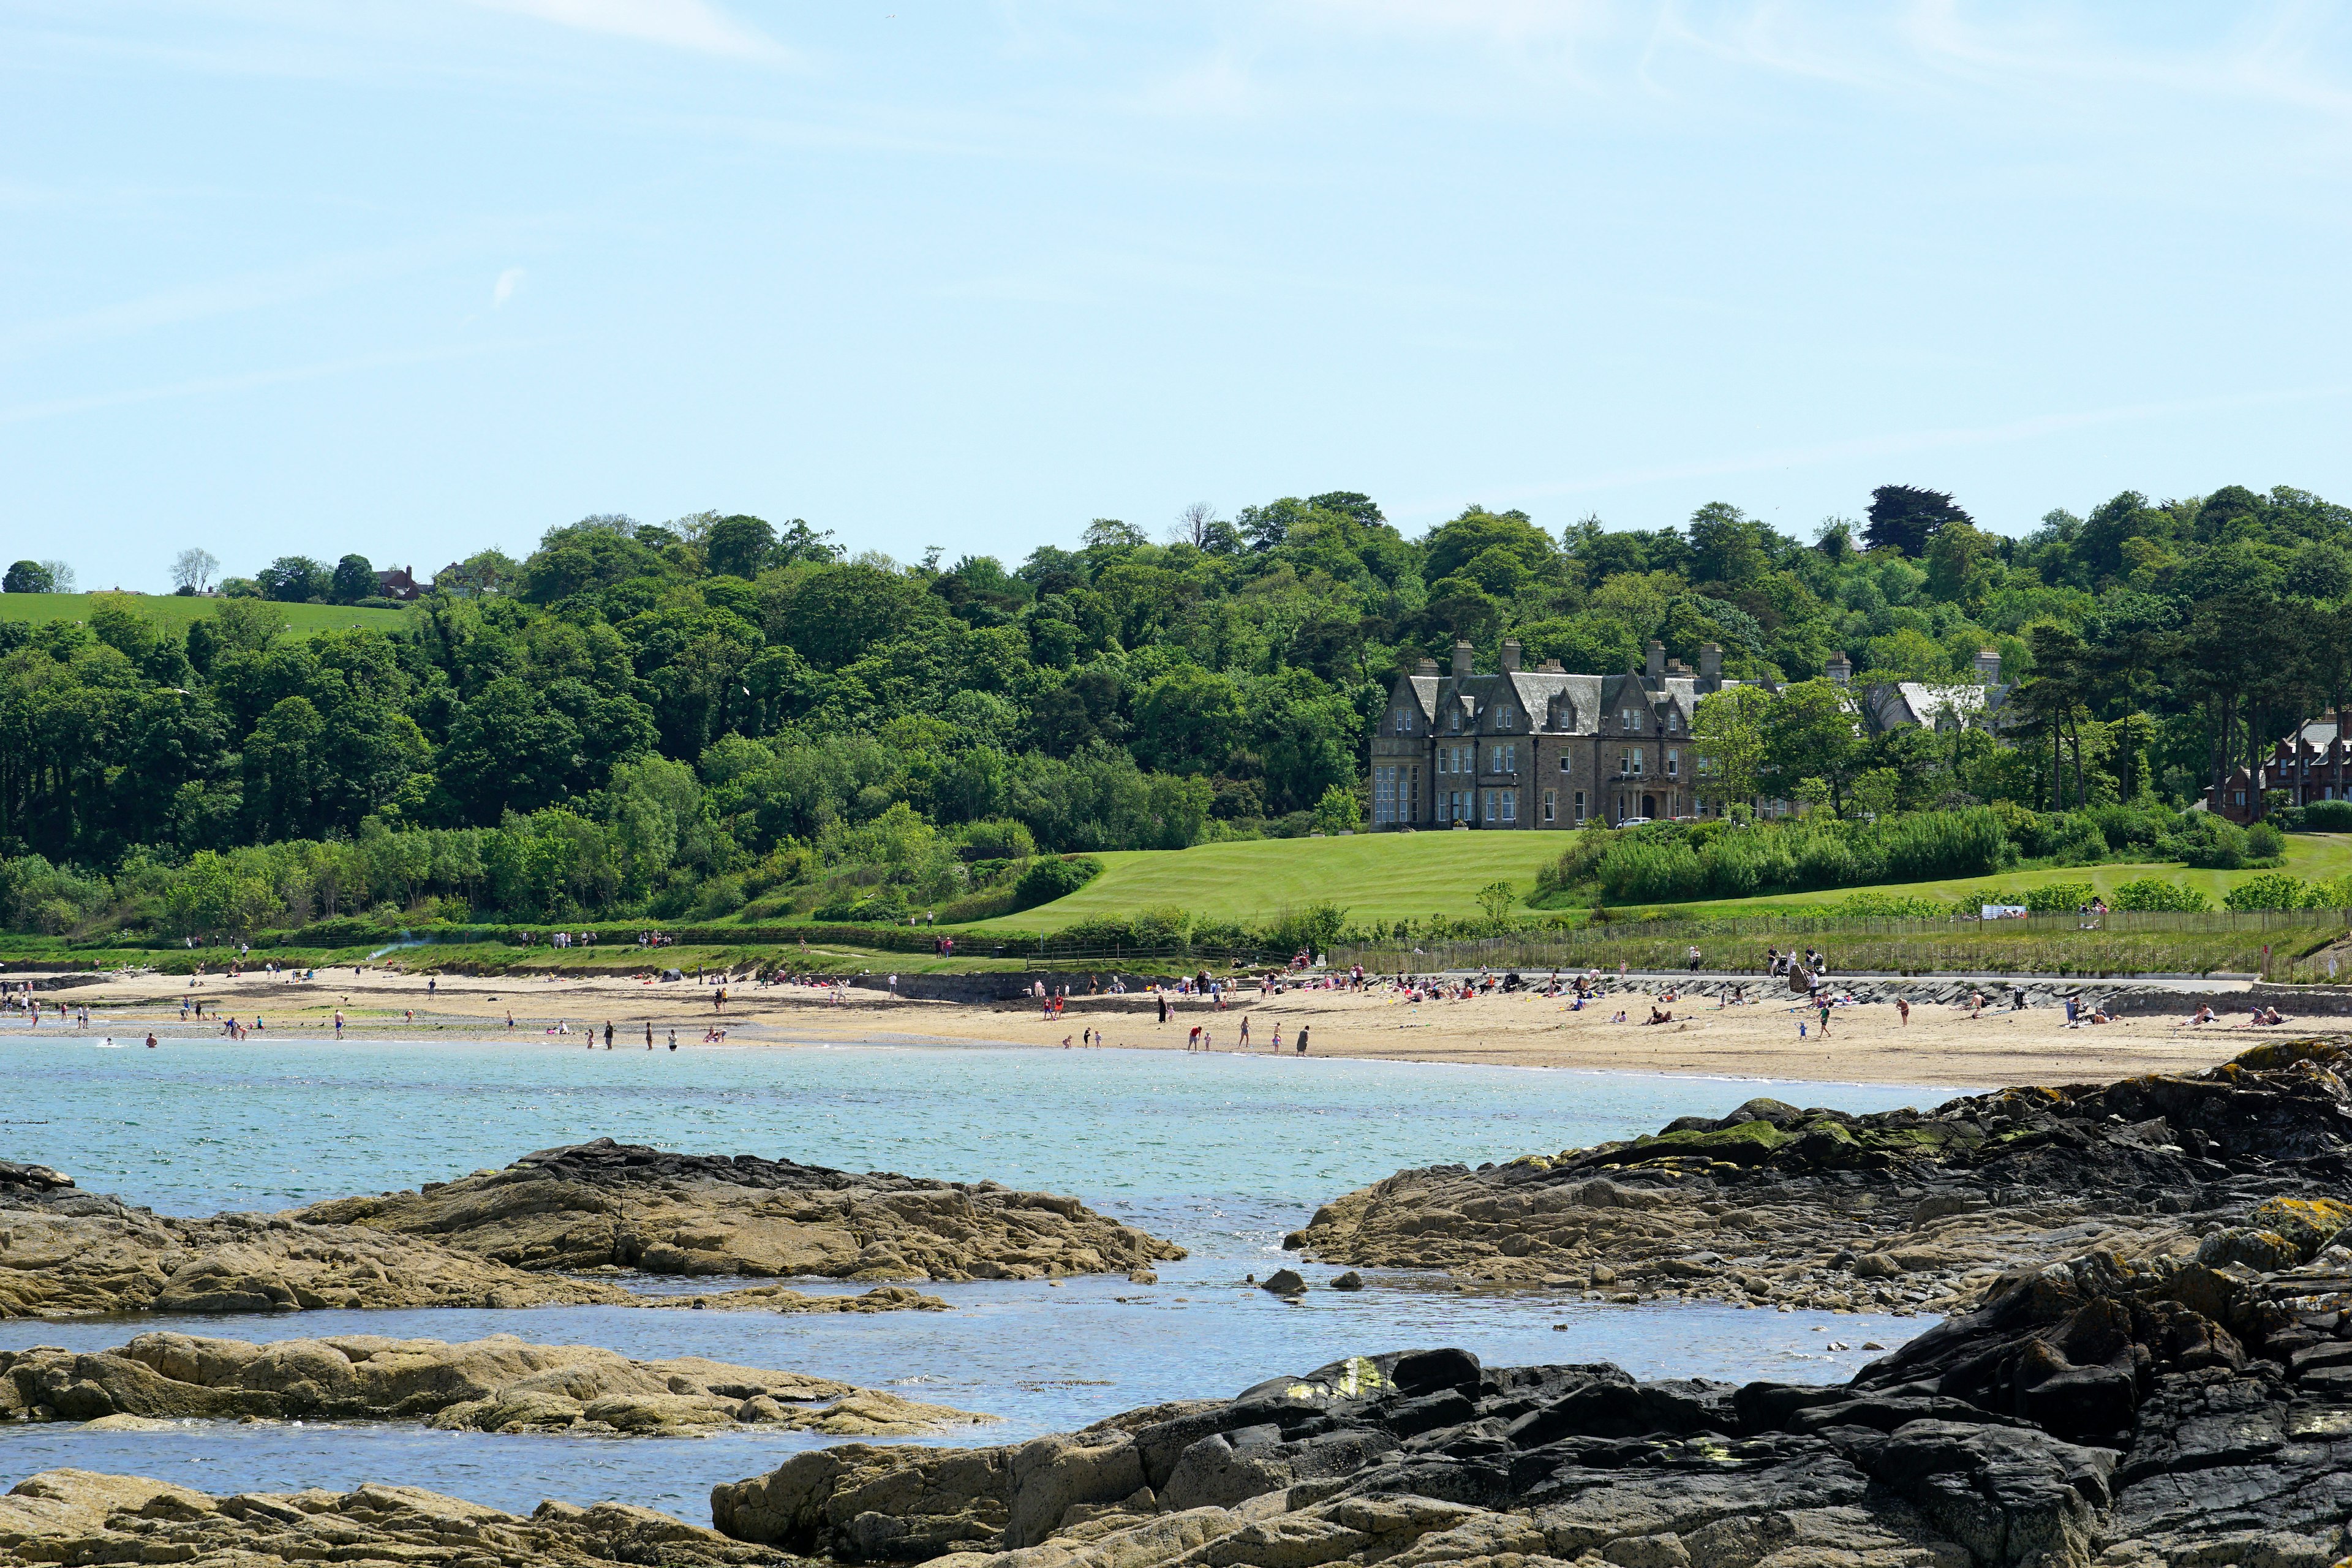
xmin=1699 ymin=642 xmax=1722 ymax=687
xmin=1826 ymin=652 xmax=1852 ymax=685
xmin=1452 ymin=639 xmax=1474 ymax=680
xmin=1973 ymin=647 xmax=2002 ymax=685
xmin=1500 ymin=638 xmax=1522 ymax=673
xmin=1645 ymin=639 xmax=1665 ymax=679
xmin=1415 ymin=657 xmax=1439 ymax=677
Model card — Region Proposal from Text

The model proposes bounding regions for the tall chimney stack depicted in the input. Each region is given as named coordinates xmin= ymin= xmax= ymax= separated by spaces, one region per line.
xmin=1645 ymin=639 xmax=1665 ymax=679
xmin=1699 ymin=643 xmax=1722 ymax=687
xmin=1826 ymin=653 xmax=1852 ymax=686
xmin=1500 ymin=638 xmax=1522 ymax=673
xmin=1452 ymin=639 xmax=1474 ymax=680
xmin=1973 ymin=647 xmax=2002 ymax=685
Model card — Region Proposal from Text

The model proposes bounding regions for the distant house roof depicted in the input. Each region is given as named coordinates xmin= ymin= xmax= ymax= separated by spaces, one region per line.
xmin=375 ymin=565 xmax=423 ymax=602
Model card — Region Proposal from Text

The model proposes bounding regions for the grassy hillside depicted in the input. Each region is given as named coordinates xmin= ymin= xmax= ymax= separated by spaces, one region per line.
xmin=963 ymin=831 xmax=1576 ymax=932
xmin=969 ymin=830 xmax=2352 ymax=933
xmin=0 ymin=592 xmax=410 ymax=636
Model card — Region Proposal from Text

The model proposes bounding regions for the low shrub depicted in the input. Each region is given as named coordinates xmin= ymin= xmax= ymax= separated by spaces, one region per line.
xmin=2225 ymin=872 xmax=2323 ymax=911
xmin=2162 ymin=814 xmax=2249 ymax=870
xmin=2245 ymin=821 xmax=2287 ymax=861
xmin=2297 ymin=799 xmax=2352 ymax=832
xmin=1009 ymin=854 xmax=1104 ymax=911
xmin=2109 ymin=877 xmax=2211 ymax=912
xmin=2023 ymin=881 xmax=2095 ymax=913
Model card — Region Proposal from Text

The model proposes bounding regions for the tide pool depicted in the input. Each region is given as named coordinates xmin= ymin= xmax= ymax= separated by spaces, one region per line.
xmin=1 ymin=1036 xmax=1966 ymax=1516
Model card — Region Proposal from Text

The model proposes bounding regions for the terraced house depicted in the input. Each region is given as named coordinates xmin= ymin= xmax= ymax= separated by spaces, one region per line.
xmin=1369 ymin=638 xmax=1737 ymax=829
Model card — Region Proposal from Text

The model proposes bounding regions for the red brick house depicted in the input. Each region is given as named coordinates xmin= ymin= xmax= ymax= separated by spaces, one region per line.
xmin=2209 ymin=711 xmax=2351 ymax=822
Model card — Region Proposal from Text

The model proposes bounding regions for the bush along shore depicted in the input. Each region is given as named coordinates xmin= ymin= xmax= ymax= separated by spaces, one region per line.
xmin=0 ymin=1140 xmax=1180 ymax=1319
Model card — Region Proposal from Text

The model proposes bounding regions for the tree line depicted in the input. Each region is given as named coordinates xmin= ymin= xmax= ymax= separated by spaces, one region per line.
xmin=0 ymin=481 xmax=2345 ymax=932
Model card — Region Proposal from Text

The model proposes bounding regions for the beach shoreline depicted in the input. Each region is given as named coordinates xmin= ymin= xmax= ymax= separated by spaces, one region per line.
xmin=4 ymin=962 xmax=2316 ymax=1088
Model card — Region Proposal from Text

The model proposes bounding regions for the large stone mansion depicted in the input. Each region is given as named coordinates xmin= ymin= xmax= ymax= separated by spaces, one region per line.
xmin=1368 ymin=638 xmax=2005 ymax=830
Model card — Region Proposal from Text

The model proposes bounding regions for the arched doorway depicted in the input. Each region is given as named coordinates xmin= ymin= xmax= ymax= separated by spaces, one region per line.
xmin=1641 ymin=793 xmax=1657 ymax=818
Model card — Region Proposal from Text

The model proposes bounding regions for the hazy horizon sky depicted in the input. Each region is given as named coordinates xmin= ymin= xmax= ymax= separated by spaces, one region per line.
xmin=6 ymin=1 xmax=2351 ymax=589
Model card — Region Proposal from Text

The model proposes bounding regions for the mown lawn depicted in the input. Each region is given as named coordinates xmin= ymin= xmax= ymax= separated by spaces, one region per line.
xmin=0 ymin=593 xmax=410 ymax=636
xmin=961 ymin=832 xmax=1578 ymax=932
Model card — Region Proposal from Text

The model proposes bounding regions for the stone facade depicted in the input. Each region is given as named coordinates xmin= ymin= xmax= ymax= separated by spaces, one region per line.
xmin=1368 ymin=637 xmax=1732 ymax=830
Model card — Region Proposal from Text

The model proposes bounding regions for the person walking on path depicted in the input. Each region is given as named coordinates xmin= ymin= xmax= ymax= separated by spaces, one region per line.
xmin=1687 ymin=946 xmax=1702 ymax=973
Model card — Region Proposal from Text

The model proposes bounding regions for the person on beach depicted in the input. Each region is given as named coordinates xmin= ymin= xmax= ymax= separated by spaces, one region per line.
xmin=645 ymin=1022 xmax=654 ymax=1049
xmin=1896 ymin=997 xmax=1910 ymax=1025
xmin=1817 ymin=1002 xmax=1831 ymax=1036
xmin=1971 ymin=992 xmax=1985 ymax=1019
xmin=1188 ymin=1025 xmax=1201 ymax=1051
xmin=1296 ymin=1025 xmax=1308 ymax=1055
xmin=1238 ymin=1015 xmax=1250 ymax=1047
xmin=146 ymin=1032 xmax=156 ymax=1049
xmin=2190 ymin=1004 xmax=2214 ymax=1025
xmin=1271 ymin=1025 xmax=1283 ymax=1053
xmin=603 ymin=1020 xmax=614 ymax=1049
xmin=668 ymin=1030 xmax=678 ymax=1050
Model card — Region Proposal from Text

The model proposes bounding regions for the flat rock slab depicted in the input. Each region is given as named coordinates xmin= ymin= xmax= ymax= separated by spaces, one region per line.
xmin=1289 ymin=1036 xmax=2352 ymax=1313
xmin=0 ymin=1468 xmax=787 ymax=1567
xmin=292 ymin=1138 xmax=1187 ymax=1283
xmin=0 ymin=1330 xmax=990 ymax=1436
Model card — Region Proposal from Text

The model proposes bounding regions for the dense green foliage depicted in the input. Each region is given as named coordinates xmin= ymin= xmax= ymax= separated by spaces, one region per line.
xmin=5 ymin=481 xmax=2351 ymax=937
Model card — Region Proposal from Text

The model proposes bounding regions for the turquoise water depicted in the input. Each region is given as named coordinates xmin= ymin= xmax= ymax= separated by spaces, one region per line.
xmin=1 ymin=1036 xmax=1964 ymax=1518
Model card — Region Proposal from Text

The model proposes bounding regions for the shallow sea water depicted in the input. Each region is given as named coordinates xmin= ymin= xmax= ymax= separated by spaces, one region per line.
xmin=1 ymin=1034 xmax=1974 ymax=1518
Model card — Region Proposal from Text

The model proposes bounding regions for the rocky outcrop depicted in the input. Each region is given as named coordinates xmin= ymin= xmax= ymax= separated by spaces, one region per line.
xmin=0 ymin=1172 xmax=635 ymax=1319
xmin=293 ymin=1139 xmax=1186 ymax=1283
xmin=0 ymin=1468 xmax=786 ymax=1567
xmin=711 ymin=1218 xmax=2352 ymax=1568
xmin=1 ymin=1141 xmax=1180 ymax=1317
xmin=0 ymin=1330 xmax=988 ymax=1436
xmin=1290 ymin=1038 xmax=2352 ymax=1313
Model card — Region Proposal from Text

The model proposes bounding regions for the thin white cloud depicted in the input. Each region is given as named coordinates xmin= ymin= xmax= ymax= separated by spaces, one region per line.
xmin=459 ymin=0 xmax=791 ymax=62
xmin=0 ymin=342 xmax=530 ymax=426
xmin=493 ymin=266 xmax=526 ymax=306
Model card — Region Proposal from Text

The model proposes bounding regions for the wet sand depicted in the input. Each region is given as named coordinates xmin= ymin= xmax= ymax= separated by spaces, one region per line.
xmin=6 ymin=963 xmax=2303 ymax=1090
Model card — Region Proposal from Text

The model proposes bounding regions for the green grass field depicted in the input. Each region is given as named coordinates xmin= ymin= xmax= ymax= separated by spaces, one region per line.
xmin=0 ymin=592 xmax=410 ymax=636
xmin=967 ymin=830 xmax=2352 ymax=933
xmin=964 ymin=831 xmax=1578 ymax=932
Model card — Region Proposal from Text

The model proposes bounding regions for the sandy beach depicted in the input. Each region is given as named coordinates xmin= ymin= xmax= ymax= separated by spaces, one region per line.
xmin=8 ymin=962 xmax=2310 ymax=1090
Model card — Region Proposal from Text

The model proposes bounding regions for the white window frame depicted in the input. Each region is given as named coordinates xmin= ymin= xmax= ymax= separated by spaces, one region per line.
xmin=1574 ymin=790 xmax=1586 ymax=822
xmin=1631 ymin=748 xmax=1645 ymax=777
xmin=1666 ymin=749 xmax=1679 ymax=778
xmin=1500 ymin=790 xmax=1517 ymax=823
xmin=1542 ymin=788 xmax=1556 ymax=822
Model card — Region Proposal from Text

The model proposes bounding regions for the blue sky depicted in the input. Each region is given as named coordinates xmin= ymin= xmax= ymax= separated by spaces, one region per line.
xmin=6 ymin=1 xmax=2351 ymax=589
